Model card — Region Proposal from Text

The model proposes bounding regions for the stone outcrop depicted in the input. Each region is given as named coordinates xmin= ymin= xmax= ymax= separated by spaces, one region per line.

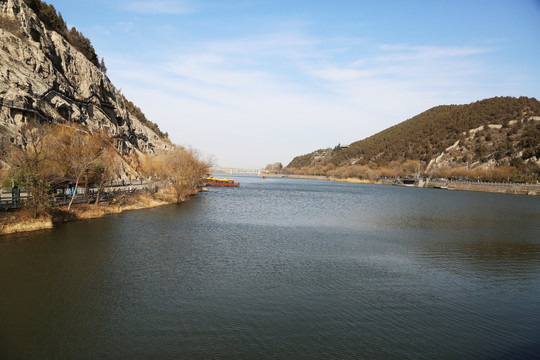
xmin=0 ymin=0 xmax=171 ymax=154
xmin=425 ymin=117 xmax=540 ymax=173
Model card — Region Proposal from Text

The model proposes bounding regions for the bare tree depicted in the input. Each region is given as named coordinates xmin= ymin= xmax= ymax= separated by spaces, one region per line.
xmin=139 ymin=152 xmax=167 ymax=184
xmin=265 ymin=162 xmax=283 ymax=172
xmin=51 ymin=126 xmax=105 ymax=211
xmin=6 ymin=124 xmax=58 ymax=217
xmin=92 ymin=142 xmax=122 ymax=205
xmin=160 ymin=146 xmax=209 ymax=202
xmin=129 ymin=146 xmax=209 ymax=202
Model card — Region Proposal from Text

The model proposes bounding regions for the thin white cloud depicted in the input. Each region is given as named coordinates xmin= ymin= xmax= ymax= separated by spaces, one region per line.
xmin=116 ymin=21 xmax=134 ymax=32
xmin=108 ymin=52 xmax=353 ymax=167
xmin=106 ymin=28 xmax=506 ymax=167
xmin=309 ymin=44 xmax=491 ymax=85
xmin=202 ymin=31 xmax=319 ymax=60
xmin=125 ymin=1 xmax=193 ymax=15
xmin=91 ymin=25 xmax=112 ymax=37
xmin=310 ymin=67 xmax=376 ymax=81
xmin=376 ymin=44 xmax=490 ymax=62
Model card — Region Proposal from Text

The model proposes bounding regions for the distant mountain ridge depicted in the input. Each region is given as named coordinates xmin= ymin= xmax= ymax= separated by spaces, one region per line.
xmin=286 ymin=97 xmax=540 ymax=182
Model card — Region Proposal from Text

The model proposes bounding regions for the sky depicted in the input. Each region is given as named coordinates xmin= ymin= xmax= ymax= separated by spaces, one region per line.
xmin=48 ymin=0 xmax=540 ymax=168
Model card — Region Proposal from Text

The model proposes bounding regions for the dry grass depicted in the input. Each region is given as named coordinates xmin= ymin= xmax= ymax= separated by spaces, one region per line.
xmin=154 ymin=186 xmax=184 ymax=203
xmin=67 ymin=204 xmax=122 ymax=219
xmin=0 ymin=208 xmax=53 ymax=235
xmin=68 ymin=190 xmax=177 ymax=218
xmin=0 ymin=217 xmax=53 ymax=234
xmin=331 ymin=178 xmax=377 ymax=184
xmin=431 ymin=166 xmax=519 ymax=182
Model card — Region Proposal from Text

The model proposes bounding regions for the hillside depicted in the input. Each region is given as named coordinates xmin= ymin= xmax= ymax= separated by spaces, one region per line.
xmin=286 ymin=97 xmax=540 ymax=182
xmin=0 ymin=0 xmax=171 ymax=157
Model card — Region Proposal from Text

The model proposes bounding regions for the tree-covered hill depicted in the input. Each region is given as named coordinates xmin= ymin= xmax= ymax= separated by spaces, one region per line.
xmin=285 ymin=97 xmax=540 ymax=182
xmin=333 ymin=97 xmax=540 ymax=165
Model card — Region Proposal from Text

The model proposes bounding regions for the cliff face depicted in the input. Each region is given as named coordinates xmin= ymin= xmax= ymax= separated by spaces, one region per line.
xmin=0 ymin=0 xmax=171 ymax=154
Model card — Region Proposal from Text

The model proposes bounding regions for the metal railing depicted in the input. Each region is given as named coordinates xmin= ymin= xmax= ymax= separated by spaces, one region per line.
xmin=446 ymin=179 xmax=540 ymax=188
xmin=0 ymin=183 xmax=160 ymax=211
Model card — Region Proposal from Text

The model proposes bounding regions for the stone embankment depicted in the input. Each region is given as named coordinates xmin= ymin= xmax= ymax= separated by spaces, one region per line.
xmin=424 ymin=178 xmax=539 ymax=195
xmin=445 ymin=181 xmax=539 ymax=196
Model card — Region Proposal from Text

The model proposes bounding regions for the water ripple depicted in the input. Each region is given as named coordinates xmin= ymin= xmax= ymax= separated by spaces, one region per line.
xmin=1 ymin=176 xmax=539 ymax=359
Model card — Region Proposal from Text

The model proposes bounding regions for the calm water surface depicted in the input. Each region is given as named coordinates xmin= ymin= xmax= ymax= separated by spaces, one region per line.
xmin=1 ymin=176 xmax=539 ymax=359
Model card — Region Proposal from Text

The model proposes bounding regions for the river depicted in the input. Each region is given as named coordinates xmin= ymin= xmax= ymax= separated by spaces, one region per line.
xmin=1 ymin=176 xmax=539 ymax=359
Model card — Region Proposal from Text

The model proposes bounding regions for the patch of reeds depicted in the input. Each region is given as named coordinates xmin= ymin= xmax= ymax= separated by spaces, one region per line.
xmin=0 ymin=208 xmax=53 ymax=234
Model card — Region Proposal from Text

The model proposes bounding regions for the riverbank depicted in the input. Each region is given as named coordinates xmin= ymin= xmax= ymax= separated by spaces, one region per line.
xmin=334 ymin=177 xmax=540 ymax=195
xmin=445 ymin=181 xmax=539 ymax=196
xmin=331 ymin=177 xmax=394 ymax=185
xmin=268 ymin=174 xmax=394 ymax=185
xmin=0 ymin=186 xmax=197 ymax=235
xmin=270 ymin=174 xmax=539 ymax=196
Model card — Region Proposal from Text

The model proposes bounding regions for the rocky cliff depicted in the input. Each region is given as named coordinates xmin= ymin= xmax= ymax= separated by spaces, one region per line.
xmin=0 ymin=0 xmax=171 ymax=155
xmin=425 ymin=117 xmax=540 ymax=173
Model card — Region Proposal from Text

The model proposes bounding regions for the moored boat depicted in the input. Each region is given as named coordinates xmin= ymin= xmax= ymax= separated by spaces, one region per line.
xmin=205 ymin=177 xmax=240 ymax=187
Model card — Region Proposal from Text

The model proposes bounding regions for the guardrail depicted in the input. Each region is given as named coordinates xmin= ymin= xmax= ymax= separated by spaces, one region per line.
xmin=446 ymin=180 xmax=540 ymax=188
xmin=0 ymin=184 xmax=160 ymax=211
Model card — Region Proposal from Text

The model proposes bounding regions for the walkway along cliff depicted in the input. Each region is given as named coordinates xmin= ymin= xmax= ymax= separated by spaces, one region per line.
xmin=1 ymin=0 xmax=171 ymax=156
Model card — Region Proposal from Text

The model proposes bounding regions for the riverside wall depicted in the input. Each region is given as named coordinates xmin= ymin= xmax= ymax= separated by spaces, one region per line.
xmin=424 ymin=179 xmax=540 ymax=196
xmin=445 ymin=181 xmax=540 ymax=196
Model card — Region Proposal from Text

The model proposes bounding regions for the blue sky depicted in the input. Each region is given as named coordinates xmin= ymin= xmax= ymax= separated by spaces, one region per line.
xmin=49 ymin=0 xmax=540 ymax=168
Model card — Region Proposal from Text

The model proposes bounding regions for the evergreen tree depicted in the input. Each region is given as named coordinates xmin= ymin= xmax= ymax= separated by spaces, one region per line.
xmin=100 ymin=57 xmax=107 ymax=74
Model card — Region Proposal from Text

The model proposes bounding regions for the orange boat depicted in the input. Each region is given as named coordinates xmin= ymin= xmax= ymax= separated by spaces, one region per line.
xmin=205 ymin=177 xmax=240 ymax=187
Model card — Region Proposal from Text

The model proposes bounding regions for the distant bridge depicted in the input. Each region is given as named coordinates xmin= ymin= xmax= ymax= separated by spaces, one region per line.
xmin=210 ymin=168 xmax=262 ymax=175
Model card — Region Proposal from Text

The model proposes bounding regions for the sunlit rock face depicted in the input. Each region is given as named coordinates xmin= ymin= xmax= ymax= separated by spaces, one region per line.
xmin=0 ymin=0 xmax=171 ymax=154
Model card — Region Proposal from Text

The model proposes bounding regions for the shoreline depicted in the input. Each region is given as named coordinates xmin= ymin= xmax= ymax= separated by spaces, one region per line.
xmin=0 ymin=187 xmax=200 ymax=236
xmin=4 ymin=176 xmax=537 ymax=236
xmin=267 ymin=174 xmax=539 ymax=196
